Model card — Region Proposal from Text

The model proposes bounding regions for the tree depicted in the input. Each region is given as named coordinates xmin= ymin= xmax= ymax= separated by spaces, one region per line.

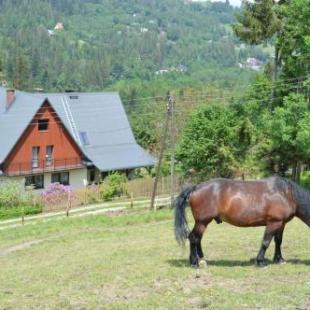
xmin=278 ymin=0 xmax=310 ymax=80
xmin=262 ymin=93 xmax=310 ymax=181
xmin=176 ymin=104 xmax=240 ymax=180
xmin=233 ymin=0 xmax=283 ymax=111
xmin=233 ymin=0 xmax=281 ymax=45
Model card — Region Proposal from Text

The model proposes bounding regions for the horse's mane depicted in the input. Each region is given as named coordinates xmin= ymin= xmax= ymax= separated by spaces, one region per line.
xmin=280 ymin=177 xmax=310 ymax=212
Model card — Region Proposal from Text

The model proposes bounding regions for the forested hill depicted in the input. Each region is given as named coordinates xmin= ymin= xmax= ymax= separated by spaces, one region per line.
xmin=0 ymin=0 xmax=264 ymax=92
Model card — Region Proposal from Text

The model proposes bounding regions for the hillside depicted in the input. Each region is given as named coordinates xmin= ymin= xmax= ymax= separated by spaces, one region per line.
xmin=0 ymin=0 xmax=267 ymax=93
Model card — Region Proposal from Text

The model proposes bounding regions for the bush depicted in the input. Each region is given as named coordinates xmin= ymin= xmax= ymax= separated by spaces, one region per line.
xmin=0 ymin=204 xmax=43 ymax=220
xmin=41 ymin=183 xmax=72 ymax=207
xmin=300 ymin=171 xmax=310 ymax=189
xmin=0 ymin=181 xmax=43 ymax=219
xmin=99 ymin=172 xmax=127 ymax=201
xmin=0 ymin=181 xmax=27 ymax=208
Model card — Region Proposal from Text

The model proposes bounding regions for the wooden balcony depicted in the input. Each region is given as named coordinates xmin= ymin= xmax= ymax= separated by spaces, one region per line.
xmin=3 ymin=158 xmax=85 ymax=177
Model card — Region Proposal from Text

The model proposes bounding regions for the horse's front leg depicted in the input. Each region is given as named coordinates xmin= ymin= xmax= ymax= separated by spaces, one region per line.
xmin=256 ymin=221 xmax=284 ymax=267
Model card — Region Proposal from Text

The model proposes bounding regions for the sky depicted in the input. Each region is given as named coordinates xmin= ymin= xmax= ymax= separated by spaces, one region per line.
xmin=192 ymin=0 xmax=242 ymax=7
xmin=228 ymin=0 xmax=242 ymax=6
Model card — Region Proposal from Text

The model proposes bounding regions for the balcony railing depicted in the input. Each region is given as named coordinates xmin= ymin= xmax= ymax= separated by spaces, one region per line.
xmin=3 ymin=158 xmax=84 ymax=177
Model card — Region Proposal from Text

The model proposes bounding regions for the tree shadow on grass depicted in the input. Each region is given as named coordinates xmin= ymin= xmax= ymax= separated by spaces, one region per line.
xmin=167 ymin=258 xmax=310 ymax=267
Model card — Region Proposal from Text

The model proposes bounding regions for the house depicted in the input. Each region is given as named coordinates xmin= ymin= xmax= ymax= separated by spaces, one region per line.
xmin=0 ymin=88 xmax=155 ymax=191
xmin=155 ymin=69 xmax=170 ymax=75
xmin=47 ymin=29 xmax=55 ymax=36
xmin=54 ymin=22 xmax=64 ymax=31
xmin=246 ymin=57 xmax=262 ymax=71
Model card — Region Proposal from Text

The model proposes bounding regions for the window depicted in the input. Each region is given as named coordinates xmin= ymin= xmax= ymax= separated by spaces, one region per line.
xmin=69 ymin=95 xmax=79 ymax=100
xmin=89 ymin=169 xmax=95 ymax=183
xmin=45 ymin=145 xmax=53 ymax=166
xmin=79 ymin=131 xmax=90 ymax=146
xmin=51 ymin=172 xmax=69 ymax=185
xmin=32 ymin=147 xmax=40 ymax=168
xmin=38 ymin=119 xmax=49 ymax=131
xmin=25 ymin=175 xmax=44 ymax=189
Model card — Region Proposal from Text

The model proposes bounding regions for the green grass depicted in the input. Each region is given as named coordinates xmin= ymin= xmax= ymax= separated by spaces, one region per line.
xmin=0 ymin=205 xmax=43 ymax=220
xmin=0 ymin=209 xmax=309 ymax=309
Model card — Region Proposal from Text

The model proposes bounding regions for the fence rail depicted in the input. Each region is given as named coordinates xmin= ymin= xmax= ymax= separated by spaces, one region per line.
xmin=3 ymin=158 xmax=84 ymax=176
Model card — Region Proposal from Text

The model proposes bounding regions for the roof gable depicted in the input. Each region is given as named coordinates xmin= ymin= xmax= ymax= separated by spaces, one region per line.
xmin=0 ymin=89 xmax=44 ymax=163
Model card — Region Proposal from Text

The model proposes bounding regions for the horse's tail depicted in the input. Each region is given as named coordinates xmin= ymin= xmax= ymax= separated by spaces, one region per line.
xmin=173 ymin=185 xmax=196 ymax=245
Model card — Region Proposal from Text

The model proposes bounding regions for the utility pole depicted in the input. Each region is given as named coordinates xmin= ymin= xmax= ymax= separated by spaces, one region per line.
xmin=169 ymin=94 xmax=176 ymax=207
xmin=150 ymin=93 xmax=172 ymax=211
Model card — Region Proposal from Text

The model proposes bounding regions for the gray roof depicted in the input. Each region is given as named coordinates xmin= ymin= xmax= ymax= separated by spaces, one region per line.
xmin=0 ymin=87 xmax=155 ymax=171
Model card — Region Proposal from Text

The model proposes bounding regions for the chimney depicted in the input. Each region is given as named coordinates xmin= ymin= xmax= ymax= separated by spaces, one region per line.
xmin=6 ymin=89 xmax=15 ymax=109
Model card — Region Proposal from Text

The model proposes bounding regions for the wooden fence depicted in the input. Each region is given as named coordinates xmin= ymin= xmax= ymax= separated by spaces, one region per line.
xmin=125 ymin=176 xmax=182 ymax=199
xmin=41 ymin=176 xmax=183 ymax=213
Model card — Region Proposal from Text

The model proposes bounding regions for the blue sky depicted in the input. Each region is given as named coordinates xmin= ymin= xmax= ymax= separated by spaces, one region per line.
xmin=192 ymin=0 xmax=242 ymax=7
xmin=229 ymin=0 xmax=242 ymax=6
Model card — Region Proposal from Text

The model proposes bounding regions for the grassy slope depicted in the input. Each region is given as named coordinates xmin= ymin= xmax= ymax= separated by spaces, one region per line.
xmin=0 ymin=209 xmax=309 ymax=309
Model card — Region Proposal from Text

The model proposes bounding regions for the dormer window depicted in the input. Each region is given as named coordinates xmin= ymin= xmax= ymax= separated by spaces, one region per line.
xmin=38 ymin=119 xmax=49 ymax=131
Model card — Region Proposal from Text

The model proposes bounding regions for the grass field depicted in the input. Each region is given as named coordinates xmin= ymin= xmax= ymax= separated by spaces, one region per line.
xmin=0 ymin=208 xmax=309 ymax=309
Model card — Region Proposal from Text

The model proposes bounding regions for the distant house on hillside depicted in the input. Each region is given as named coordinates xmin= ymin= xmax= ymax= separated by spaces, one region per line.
xmin=176 ymin=64 xmax=188 ymax=73
xmin=155 ymin=69 xmax=170 ymax=75
xmin=47 ymin=29 xmax=55 ymax=36
xmin=246 ymin=57 xmax=262 ymax=71
xmin=0 ymin=88 xmax=155 ymax=191
xmin=54 ymin=22 xmax=64 ymax=31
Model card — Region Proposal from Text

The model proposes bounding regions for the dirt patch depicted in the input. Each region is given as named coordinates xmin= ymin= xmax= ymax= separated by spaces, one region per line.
xmin=0 ymin=236 xmax=55 ymax=257
xmin=96 ymin=283 xmax=150 ymax=304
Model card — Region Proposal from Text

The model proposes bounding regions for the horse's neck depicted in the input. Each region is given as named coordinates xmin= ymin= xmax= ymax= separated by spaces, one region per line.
xmin=296 ymin=189 xmax=310 ymax=227
xmin=296 ymin=207 xmax=310 ymax=227
xmin=293 ymin=183 xmax=310 ymax=227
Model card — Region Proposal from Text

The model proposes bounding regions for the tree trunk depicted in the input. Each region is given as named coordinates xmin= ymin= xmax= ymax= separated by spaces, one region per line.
xmin=296 ymin=162 xmax=302 ymax=184
xmin=292 ymin=162 xmax=297 ymax=181
xmin=270 ymin=41 xmax=280 ymax=112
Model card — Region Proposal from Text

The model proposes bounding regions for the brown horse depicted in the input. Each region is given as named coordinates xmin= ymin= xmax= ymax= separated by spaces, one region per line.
xmin=174 ymin=176 xmax=310 ymax=267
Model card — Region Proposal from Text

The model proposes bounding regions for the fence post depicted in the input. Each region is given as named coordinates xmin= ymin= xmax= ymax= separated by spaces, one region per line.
xmin=130 ymin=192 xmax=134 ymax=208
xmin=21 ymin=205 xmax=25 ymax=225
xmin=66 ymin=190 xmax=71 ymax=217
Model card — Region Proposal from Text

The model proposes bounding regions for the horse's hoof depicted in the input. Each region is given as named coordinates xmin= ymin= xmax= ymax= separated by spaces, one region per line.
xmin=256 ymin=260 xmax=268 ymax=268
xmin=198 ymin=259 xmax=207 ymax=268
xmin=274 ymin=258 xmax=286 ymax=265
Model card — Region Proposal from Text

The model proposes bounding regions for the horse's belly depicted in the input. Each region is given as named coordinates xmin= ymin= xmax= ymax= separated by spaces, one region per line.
xmin=220 ymin=202 xmax=267 ymax=227
xmin=221 ymin=213 xmax=266 ymax=227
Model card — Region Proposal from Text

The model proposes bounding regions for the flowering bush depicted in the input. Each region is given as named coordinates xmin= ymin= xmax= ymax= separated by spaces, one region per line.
xmin=41 ymin=183 xmax=72 ymax=207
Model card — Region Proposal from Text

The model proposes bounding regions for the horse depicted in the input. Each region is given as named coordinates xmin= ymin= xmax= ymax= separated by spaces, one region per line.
xmin=173 ymin=176 xmax=310 ymax=267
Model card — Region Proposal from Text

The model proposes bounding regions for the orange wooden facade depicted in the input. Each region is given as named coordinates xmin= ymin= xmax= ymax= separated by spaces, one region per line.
xmin=3 ymin=101 xmax=84 ymax=176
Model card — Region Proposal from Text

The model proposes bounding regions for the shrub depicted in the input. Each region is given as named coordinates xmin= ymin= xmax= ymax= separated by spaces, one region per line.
xmin=0 ymin=204 xmax=43 ymax=220
xmin=41 ymin=183 xmax=73 ymax=207
xmin=300 ymin=171 xmax=310 ymax=189
xmin=0 ymin=181 xmax=43 ymax=219
xmin=0 ymin=181 xmax=27 ymax=208
xmin=99 ymin=172 xmax=127 ymax=201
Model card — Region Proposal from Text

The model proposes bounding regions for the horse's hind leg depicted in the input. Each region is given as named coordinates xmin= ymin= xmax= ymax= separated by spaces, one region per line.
xmin=188 ymin=221 xmax=209 ymax=267
xmin=273 ymin=226 xmax=285 ymax=264
xmin=256 ymin=221 xmax=283 ymax=267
